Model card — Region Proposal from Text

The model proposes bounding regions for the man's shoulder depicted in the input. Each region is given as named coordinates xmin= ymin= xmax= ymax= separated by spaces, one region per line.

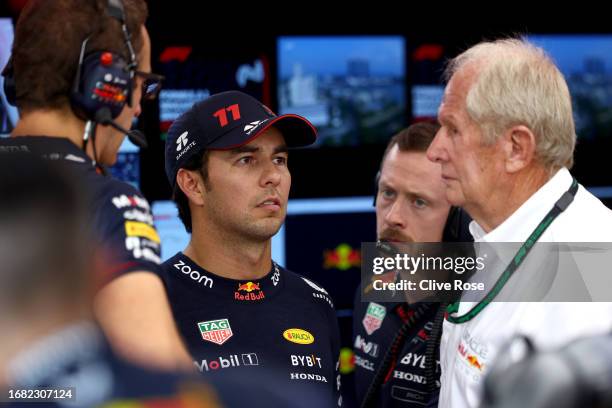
xmin=96 ymin=177 xmax=147 ymax=205
xmin=553 ymin=185 xmax=612 ymax=240
xmin=280 ymin=266 xmax=336 ymax=309
xmin=95 ymin=179 xmax=153 ymax=223
xmin=160 ymin=252 xmax=182 ymax=267
xmin=159 ymin=252 xmax=186 ymax=275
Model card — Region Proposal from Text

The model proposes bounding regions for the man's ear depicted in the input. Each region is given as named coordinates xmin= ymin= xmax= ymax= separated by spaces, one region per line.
xmin=176 ymin=168 xmax=205 ymax=206
xmin=503 ymin=125 xmax=537 ymax=173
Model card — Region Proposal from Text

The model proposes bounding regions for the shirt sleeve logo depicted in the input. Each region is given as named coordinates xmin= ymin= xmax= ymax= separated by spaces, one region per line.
xmin=301 ymin=277 xmax=329 ymax=295
xmin=124 ymin=221 xmax=161 ymax=243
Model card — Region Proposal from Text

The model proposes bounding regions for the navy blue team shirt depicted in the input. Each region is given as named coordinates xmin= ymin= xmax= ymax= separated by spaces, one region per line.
xmin=3 ymin=322 xmax=328 ymax=408
xmin=159 ymin=252 xmax=344 ymax=407
xmin=0 ymin=137 xmax=162 ymax=279
xmin=352 ymin=297 xmax=441 ymax=407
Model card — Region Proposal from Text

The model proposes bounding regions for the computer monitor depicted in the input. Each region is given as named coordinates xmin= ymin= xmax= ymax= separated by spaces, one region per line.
xmin=278 ymin=36 xmax=406 ymax=147
xmin=410 ymin=43 xmax=447 ymax=121
xmin=156 ymin=45 xmax=271 ymax=139
xmin=0 ymin=17 xmax=18 ymax=137
xmin=529 ymin=35 xmax=612 ymax=142
xmin=529 ymin=34 xmax=612 ymax=191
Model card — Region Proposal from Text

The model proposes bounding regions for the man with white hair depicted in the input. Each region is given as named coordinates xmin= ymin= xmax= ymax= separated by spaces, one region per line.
xmin=427 ymin=38 xmax=612 ymax=408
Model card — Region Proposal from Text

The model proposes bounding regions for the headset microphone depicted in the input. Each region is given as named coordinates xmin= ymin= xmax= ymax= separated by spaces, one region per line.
xmin=94 ymin=108 xmax=148 ymax=148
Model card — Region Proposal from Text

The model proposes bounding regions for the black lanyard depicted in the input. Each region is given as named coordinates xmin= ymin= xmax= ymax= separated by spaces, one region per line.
xmin=446 ymin=178 xmax=579 ymax=324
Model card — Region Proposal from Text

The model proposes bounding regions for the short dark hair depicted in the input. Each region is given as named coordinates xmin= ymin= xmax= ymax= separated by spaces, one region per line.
xmin=380 ymin=121 xmax=441 ymax=164
xmin=172 ymin=150 xmax=211 ymax=233
xmin=11 ymin=0 xmax=148 ymax=112
xmin=0 ymin=153 xmax=91 ymax=312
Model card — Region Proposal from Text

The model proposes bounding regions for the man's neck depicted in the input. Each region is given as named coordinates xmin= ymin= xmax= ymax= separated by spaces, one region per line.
xmin=11 ymin=108 xmax=95 ymax=159
xmin=185 ymin=226 xmax=273 ymax=281
xmin=468 ymin=166 xmax=555 ymax=233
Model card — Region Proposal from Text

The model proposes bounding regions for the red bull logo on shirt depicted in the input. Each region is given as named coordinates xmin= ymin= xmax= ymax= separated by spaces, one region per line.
xmin=237 ymin=282 xmax=259 ymax=292
xmin=323 ymin=244 xmax=361 ymax=270
xmin=235 ymin=281 xmax=265 ymax=301
xmin=457 ymin=332 xmax=488 ymax=373
xmin=466 ymin=355 xmax=484 ymax=371
xmin=197 ymin=318 xmax=233 ymax=345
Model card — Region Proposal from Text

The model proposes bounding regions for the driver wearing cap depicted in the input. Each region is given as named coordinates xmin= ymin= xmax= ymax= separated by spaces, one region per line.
xmin=158 ymin=91 xmax=343 ymax=407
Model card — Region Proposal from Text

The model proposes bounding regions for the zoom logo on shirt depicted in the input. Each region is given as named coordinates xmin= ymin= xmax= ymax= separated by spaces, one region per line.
xmin=174 ymin=259 xmax=213 ymax=289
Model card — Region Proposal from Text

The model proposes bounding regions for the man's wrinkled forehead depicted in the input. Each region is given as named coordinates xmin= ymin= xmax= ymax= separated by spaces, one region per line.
xmin=439 ymin=66 xmax=479 ymax=116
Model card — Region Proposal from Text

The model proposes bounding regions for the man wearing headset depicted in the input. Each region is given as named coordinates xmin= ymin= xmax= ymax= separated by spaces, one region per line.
xmin=427 ymin=38 xmax=612 ymax=408
xmin=0 ymin=0 xmax=190 ymax=370
xmin=353 ymin=121 xmax=472 ymax=408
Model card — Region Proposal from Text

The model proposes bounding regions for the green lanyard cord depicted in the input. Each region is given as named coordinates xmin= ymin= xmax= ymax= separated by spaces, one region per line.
xmin=446 ymin=178 xmax=579 ymax=324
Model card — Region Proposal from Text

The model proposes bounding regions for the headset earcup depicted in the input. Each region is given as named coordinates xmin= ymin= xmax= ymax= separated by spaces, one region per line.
xmin=70 ymin=51 xmax=132 ymax=122
xmin=373 ymin=171 xmax=381 ymax=207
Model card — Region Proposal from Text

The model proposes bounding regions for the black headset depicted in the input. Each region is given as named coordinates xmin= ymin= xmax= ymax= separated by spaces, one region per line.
xmin=3 ymin=0 xmax=136 ymax=122
xmin=373 ymin=170 xmax=472 ymax=242
xmin=71 ymin=0 xmax=137 ymax=122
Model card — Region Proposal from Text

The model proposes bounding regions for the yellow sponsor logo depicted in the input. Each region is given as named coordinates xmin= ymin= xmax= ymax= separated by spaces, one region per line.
xmin=124 ymin=221 xmax=160 ymax=243
xmin=283 ymin=328 xmax=314 ymax=345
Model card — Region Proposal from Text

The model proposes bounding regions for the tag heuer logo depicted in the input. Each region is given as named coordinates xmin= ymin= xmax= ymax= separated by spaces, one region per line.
xmin=176 ymin=131 xmax=189 ymax=151
xmin=362 ymin=302 xmax=386 ymax=335
xmin=198 ymin=318 xmax=233 ymax=345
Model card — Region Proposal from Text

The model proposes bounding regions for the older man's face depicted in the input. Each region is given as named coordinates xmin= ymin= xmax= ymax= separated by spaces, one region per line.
xmin=426 ymin=67 xmax=505 ymax=212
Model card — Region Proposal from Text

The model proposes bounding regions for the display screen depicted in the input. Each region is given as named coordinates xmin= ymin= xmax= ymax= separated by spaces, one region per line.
xmin=278 ymin=36 xmax=406 ymax=146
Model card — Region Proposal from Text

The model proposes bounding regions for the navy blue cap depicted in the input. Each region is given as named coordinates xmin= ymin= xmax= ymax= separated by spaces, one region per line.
xmin=165 ymin=90 xmax=317 ymax=189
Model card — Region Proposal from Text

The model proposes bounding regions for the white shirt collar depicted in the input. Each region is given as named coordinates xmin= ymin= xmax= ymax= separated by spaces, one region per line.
xmin=469 ymin=168 xmax=574 ymax=243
